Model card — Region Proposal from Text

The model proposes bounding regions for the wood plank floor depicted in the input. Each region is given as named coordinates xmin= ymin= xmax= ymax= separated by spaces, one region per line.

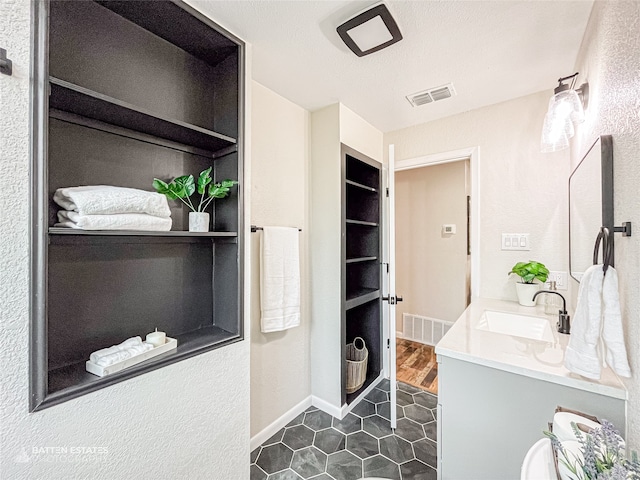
xmin=396 ymin=338 xmax=438 ymax=394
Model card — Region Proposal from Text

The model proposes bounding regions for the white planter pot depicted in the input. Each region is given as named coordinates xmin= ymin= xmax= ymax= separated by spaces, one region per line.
xmin=515 ymin=282 xmax=540 ymax=306
xmin=189 ymin=212 xmax=210 ymax=232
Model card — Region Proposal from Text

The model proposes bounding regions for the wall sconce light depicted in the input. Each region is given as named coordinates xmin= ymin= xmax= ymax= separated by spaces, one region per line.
xmin=336 ymin=3 xmax=402 ymax=57
xmin=541 ymin=72 xmax=589 ymax=153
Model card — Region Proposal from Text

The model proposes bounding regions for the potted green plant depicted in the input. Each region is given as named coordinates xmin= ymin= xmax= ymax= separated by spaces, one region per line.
xmin=508 ymin=260 xmax=549 ymax=306
xmin=153 ymin=167 xmax=238 ymax=232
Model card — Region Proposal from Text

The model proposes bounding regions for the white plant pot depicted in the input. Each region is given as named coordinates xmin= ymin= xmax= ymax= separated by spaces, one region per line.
xmin=515 ymin=282 xmax=540 ymax=306
xmin=189 ymin=212 xmax=210 ymax=232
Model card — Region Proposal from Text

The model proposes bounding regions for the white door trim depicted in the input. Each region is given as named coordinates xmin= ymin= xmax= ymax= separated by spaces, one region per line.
xmin=394 ymin=146 xmax=481 ymax=299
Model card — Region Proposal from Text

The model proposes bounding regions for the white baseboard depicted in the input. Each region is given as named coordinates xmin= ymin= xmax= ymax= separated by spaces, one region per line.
xmin=251 ymin=373 xmax=387 ymax=451
xmin=250 ymin=395 xmax=312 ymax=452
xmin=310 ymin=395 xmax=342 ymax=419
xmin=312 ymin=372 xmax=385 ymax=420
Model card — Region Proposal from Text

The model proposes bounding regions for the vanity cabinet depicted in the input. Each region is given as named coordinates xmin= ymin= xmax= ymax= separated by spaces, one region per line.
xmin=31 ymin=0 xmax=245 ymax=410
xmin=438 ymin=356 xmax=625 ymax=479
xmin=436 ymin=299 xmax=626 ymax=480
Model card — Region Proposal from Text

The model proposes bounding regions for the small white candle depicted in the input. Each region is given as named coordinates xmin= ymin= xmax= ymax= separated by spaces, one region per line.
xmin=146 ymin=329 xmax=166 ymax=347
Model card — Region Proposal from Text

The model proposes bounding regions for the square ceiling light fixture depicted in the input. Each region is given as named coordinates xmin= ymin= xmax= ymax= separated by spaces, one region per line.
xmin=337 ymin=3 xmax=403 ymax=57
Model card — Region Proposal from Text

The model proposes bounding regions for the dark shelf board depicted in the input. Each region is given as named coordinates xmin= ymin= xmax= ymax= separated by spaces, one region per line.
xmin=346 ymin=179 xmax=378 ymax=193
xmin=39 ymin=325 xmax=241 ymax=411
xmin=49 ymin=77 xmax=236 ymax=153
xmin=49 ymin=227 xmax=237 ymax=237
xmin=96 ymin=1 xmax=240 ymax=68
xmin=345 ymin=370 xmax=381 ymax=405
xmin=345 ymin=219 xmax=379 ymax=227
xmin=346 ymin=289 xmax=380 ymax=310
xmin=346 ymin=256 xmax=378 ymax=264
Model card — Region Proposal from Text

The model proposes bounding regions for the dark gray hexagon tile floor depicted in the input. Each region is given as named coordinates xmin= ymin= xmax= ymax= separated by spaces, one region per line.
xmin=250 ymin=381 xmax=438 ymax=480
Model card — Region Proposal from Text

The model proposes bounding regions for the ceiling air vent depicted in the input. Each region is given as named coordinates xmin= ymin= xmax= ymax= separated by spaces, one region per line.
xmin=406 ymin=83 xmax=456 ymax=107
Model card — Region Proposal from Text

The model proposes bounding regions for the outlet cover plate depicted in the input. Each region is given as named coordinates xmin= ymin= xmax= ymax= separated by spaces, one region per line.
xmin=545 ymin=271 xmax=568 ymax=291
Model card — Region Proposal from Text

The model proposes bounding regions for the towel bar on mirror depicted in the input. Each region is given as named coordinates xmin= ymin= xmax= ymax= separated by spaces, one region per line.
xmin=251 ymin=225 xmax=302 ymax=232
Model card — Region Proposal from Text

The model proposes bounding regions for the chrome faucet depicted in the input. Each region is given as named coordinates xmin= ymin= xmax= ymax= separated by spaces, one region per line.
xmin=532 ymin=290 xmax=571 ymax=334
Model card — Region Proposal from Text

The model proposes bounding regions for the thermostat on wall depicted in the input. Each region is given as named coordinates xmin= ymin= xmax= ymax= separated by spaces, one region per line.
xmin=442 ymin=224 xmax=456 ymax=234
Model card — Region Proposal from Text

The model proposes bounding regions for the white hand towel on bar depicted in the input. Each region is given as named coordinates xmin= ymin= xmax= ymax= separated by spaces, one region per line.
xmin=54 ymin=185 xmax=171 ymax=218
xmin=601 ymin=267 xmax=631 ymax=377
xmin=56 ymin=210 xmax=172 ymax=231
xmin=260 ymin=226 xmax=301 ymax=333
xmin=565 ymin=265 xmax=604 ymax=379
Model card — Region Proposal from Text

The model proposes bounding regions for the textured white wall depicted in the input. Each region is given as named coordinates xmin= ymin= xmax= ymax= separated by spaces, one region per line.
xmin=310 ymin=104 xmax=342 ymax=408
xmin=395 ymin=161 xmax=469 ymax=325
xmin=570 ymin=0 xmax=640 ymax=449
xmin=0 ymin=2 xmax=250 ymax=478
xmin=339 ymin=104 xmax=384 ymax=162
xmin=385 ymin=91 xmax=570 ymax=302
xmin=250 ymin=82 xmax=311 ymax=437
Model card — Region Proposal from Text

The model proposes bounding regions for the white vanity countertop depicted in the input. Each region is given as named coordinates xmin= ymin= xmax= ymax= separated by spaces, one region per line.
xmin=435 ymin=297 xmax=627 ymax=400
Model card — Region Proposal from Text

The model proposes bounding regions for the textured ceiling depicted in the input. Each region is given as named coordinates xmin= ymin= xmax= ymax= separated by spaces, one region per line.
xmin=190 ymin=0 xmax=594 ymax=133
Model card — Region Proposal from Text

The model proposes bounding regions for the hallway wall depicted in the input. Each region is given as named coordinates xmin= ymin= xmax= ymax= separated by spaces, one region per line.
xmin=395 ymin=161 xmax=469 ymax=331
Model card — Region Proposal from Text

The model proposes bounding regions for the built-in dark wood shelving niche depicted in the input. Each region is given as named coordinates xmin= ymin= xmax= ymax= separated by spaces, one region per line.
xmin=341 ymin=144 xmax=383 ymax=406
xmin=30 ymin=0 xmax=245 ymax=411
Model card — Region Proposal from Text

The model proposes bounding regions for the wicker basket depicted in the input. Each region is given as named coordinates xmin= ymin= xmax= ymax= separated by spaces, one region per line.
xmin=346 ymin=337 xmax=368 ymax=394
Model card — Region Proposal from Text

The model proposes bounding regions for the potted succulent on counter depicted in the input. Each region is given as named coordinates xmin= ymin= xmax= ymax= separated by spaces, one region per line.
xmin=508 ymin=260 xmax=549 ymax=306
xmin=153 ymin=167 xmax=238 ymax=232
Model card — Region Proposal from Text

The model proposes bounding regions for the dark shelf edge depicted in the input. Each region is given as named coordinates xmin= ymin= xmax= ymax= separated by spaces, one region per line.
xmin=49 ymin=76 xmax=236 ymax=151
xmin=345 ymin=219 xmax=379 ymax=227
xmin=48 ymin=227 xmax=238 ymax=237
xmin=346 ymin=290 xmax=380 ymax=310
xmin=345 ymin=370 xmax=381 ymax=405
xmin=37 ymin=328 xmax=242 ymax=411
xmin=346 ymin=179 xmax=378 ymax=192
xmin=346 ymin=256 xmax=378 ymax=264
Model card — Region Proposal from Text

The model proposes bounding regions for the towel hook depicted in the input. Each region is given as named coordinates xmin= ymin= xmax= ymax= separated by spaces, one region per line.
xmin=593 ymin=226 xmax=613 ymax=274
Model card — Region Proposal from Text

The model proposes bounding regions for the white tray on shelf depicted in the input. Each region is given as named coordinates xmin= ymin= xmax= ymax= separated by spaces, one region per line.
xmin=86 ymin=337 xmax=178 ymax=377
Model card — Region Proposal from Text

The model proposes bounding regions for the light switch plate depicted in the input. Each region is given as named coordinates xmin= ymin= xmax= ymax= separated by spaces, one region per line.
xmin=443 ymin=224 xmax=456 ymax=234
xmin=501 ymin=233 xmax=530 ymax=251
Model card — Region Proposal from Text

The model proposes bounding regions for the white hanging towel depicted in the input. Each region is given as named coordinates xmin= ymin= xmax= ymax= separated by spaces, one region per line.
xmin=601 ymin=267 xmax=631 ymax=377
xmin=565 ymin=265 xmax=632 ymax=379
xmin=260 ymin=226 xmax=301 ymax=333
xmin=565 ymin=265 xmax=604 ymax=379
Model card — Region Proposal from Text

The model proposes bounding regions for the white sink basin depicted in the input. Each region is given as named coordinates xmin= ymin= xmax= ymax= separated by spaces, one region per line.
xmin=476 ymin=310 xmax=554 ymax=342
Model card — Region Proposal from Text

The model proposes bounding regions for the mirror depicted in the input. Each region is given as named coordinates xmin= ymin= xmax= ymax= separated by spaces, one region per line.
xmin=569 ymin=135 xmax=613 ymax=283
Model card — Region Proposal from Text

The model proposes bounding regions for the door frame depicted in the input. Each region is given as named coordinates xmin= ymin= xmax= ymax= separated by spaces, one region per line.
xmin=382 ymin=145 xmax=480 ymax=377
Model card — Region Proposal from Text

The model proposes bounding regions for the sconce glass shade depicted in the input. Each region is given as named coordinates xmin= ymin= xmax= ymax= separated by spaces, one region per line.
xmin=541 ymin=88 xmax=585 ymax=153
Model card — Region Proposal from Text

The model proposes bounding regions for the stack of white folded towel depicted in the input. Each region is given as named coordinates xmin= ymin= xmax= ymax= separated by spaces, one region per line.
xmin=54 ymin=185 xmax=172 ymax=231
xmin=89 ymin=336 xmax=154 ymax=367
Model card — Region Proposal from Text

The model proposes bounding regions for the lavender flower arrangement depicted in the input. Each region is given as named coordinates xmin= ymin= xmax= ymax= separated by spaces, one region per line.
xmin=544 ymin=420 xmax=640 ymax=480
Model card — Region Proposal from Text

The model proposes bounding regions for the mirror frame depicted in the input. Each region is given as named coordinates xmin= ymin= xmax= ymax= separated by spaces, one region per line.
xmin=568 ymin=135 xmax=614 ymax=283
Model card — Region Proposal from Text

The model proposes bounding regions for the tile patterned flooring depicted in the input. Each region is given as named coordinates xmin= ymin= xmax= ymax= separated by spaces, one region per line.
xmin=250 ymin=379 xmax=437 ymax=480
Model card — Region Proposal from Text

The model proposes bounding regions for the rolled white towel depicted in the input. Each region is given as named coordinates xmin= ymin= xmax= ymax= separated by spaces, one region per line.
xmin=54 ymin=186 xmax=171 ymax=218
xmin=56 ymin=211 xmax=172 ymax=231
xmin=94 ymin=343 xmax=154 ymax=367
xmin=96 ymin=349 xmax=133 ymax=367
xmin=90 ymin=336 xmax=143 ymax=363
